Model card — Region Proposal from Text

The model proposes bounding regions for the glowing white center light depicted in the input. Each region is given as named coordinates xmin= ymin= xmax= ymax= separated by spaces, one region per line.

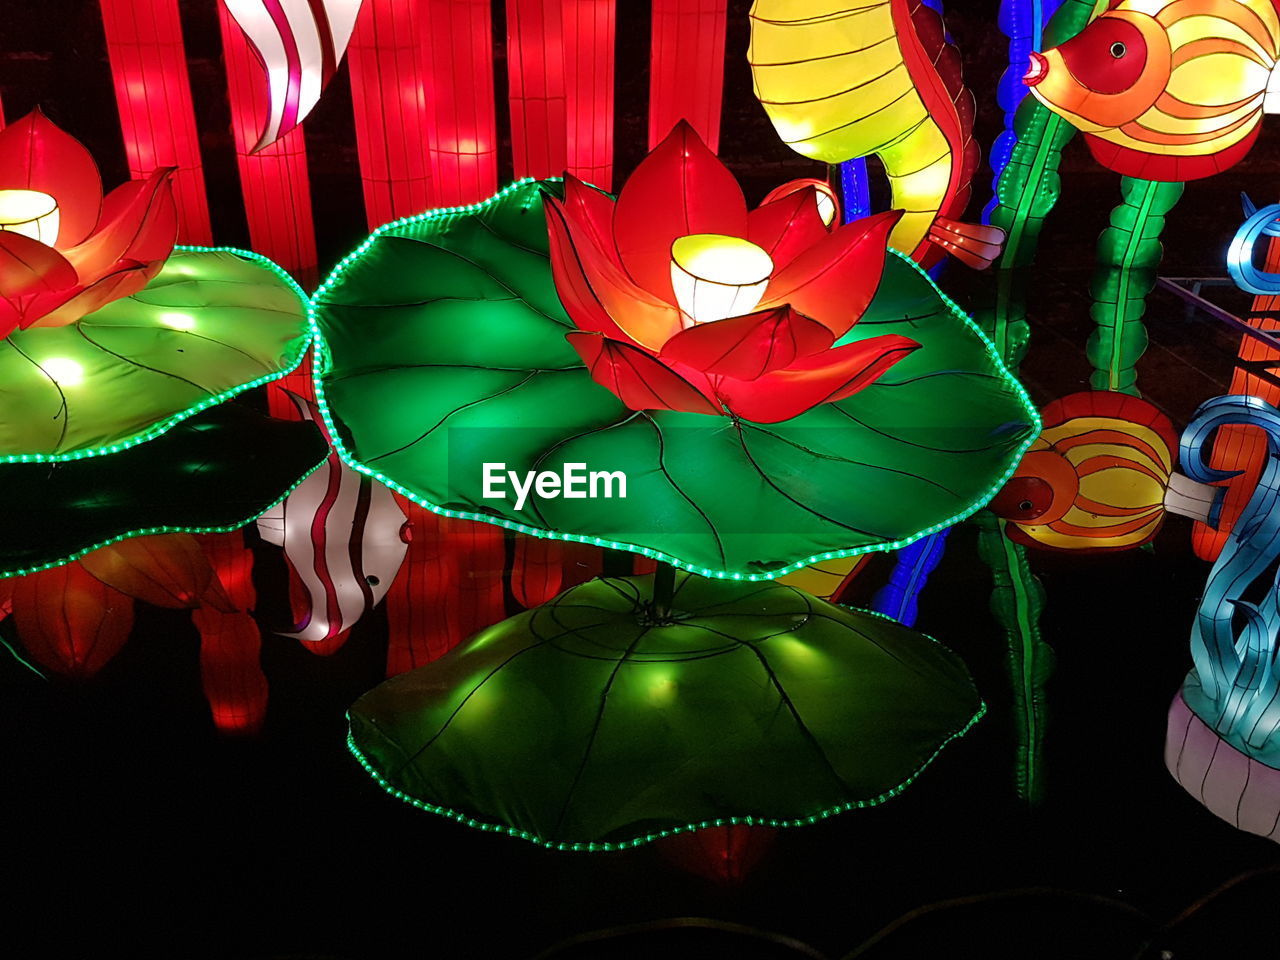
xmin=0 ymin=189 xmax=60 ymax=246
xmin=39 ymin=357 xmax=85 ymax=386
xmin=812 ymin=184 xmax=837 ymax=226
xmin=159 ymin=311 xmax=196 ymax=330
xmin=670 ymin=234 xmax=773 ymax=325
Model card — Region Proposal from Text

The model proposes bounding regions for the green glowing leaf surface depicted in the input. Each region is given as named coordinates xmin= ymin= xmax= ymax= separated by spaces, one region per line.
xmin=0 ymin=248 xmax=311 ymax=460
xmin=0 ymin=403 xmax=328 ymax=578
xmin=349 ymin=573 xmax=983 ymax=849
xmin=314 ymin=180 xmax=1038 ymax=578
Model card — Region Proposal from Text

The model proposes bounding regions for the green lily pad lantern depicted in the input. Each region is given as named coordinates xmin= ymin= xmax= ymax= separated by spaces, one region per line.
xmin=327 ymin=126 xmax=1035 ymax=848
xmin=0 ymin=403 xmax=328 ymax=578
xmin=349 ymin=573 xmax=984 ymax=850
xmin=312 ymin=127 xmax=1037 ymax=579
xmin=0 ymin=110 xmax=312 ymax=463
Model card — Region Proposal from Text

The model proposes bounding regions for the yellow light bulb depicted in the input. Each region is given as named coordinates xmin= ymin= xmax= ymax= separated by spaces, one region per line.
xmin=669 ymin=234 xmax=773 ymax=325
xmin=0 ymin=189 xmax=60 ymax=246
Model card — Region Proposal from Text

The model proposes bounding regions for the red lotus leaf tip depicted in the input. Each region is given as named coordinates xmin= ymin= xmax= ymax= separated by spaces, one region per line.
xmin=547 ymin=122 xmax=913 ymax=423
xmin=0 ymin=109 xmax=179 ymax=341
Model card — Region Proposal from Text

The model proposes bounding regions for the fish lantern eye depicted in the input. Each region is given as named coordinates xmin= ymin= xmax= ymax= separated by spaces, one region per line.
xmin=1053 ymin=16 xmax=1149 ymax=96
xmin=991 ymin=476 xmax=1054 ymax=522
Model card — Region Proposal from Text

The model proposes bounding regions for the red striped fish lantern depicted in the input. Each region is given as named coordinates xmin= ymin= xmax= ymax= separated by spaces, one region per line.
xmin=221 ymin=0 xmax=364 ymax=153
xmin=991 ymin=391 xmax=1177 ymax=552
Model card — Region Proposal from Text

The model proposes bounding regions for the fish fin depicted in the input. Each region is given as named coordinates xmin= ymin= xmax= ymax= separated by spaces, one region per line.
xmin=256 ymin=506 xmax=285 ymax=547
xmin=1084 ymin=129 xmax=1260 ymax=182
xmin=928 ymin=216 xmax=1005 ymax=270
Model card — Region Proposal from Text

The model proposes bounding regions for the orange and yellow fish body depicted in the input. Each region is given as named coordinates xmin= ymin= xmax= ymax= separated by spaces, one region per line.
xmin=1026 ymin=0 xmax=1280 ymax=181
xmin=991 ymin=391 xmax=1177 ymax=552
xmin=748 ymin=0 xmax=1002 ymax=268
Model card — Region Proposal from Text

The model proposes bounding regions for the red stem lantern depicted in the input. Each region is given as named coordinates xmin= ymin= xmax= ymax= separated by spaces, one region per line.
xmin=505 ymin=0 xmax=567 ymax=180
xmin=98 ymin=0 xmax=213 ymax=244
xmin=347 ymin=0 xmax=434 ymax=229
xmin=421 ymin=0 xmax=497 ymax=206
xmin=563 ymin=0 xmax=615 ymax=189
xmin=648 ymin=0 xmax=727 ymax=152
xmin=217 ymin=2 xmax=319 ymax=286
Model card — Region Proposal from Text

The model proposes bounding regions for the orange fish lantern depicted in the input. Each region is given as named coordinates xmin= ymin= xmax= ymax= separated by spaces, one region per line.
xmin=1025 ymin=0 xmax=1280 ymax=181
xmin=990 ymin=391 xmax=1178 ymax=552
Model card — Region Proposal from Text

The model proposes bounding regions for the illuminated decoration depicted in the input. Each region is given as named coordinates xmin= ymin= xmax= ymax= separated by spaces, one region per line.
xmin=658 ymin=825 xmax=777 ymax=883
xmin=78 ymin=534 xmax=226 ymax=610
xmin=1026 ymin=0 xmax=1280 ymax=182
xmin=0 ymin=109 xmax=177 ymax=340
xmin=0 ymin=403 xmax=329 ymax=580
xmin=563 ymin=0 xmax=616 ymax=189
xmin=985 ymin=0 xmax=1065 ymax=222
xmin=873 ymin=533 xmax=948 ymax=626
xmin=967 ymin=0 xmax=1095 ymax=804
xmin=0 ymin=247 xmax=312 ymax=461
xmin=220 ymin=0 xmax=364 ymax=153
xmin=1168 ymin=394 xmax=1280 ymax=842
xmin=505 ymin=0 xmax=567 ymax=179
xmin=219 ymin=3 xmax=319 ymax=283
xmin=255 ymin=391 xmax=408 ymax=644
xmin=195 ymin=608 xmax=269 ymax=735
xmin=384 ymin=508 xmax=506 ymax=679
xmin=347 ymin=0 xmax=433 ymax=229
xmin=98 ymin=0 xmax=213 ymax=243
xmin=7 ymin=562 xmax=134 ymax=678
xmin=649 ymin=0 xmax=727 ymax=152
xmin=349 ymin=572 xmax=984 ymax=848
xmin=990 ymin=391 xmax=1178 ymax=552
xmin=1087 ymin=177 xmax=1184 ymax=393
xmin=748 ymin=0 xmax=1004 ymax=269
xmin=548 ymin=124 xmax=918 ymax=422
xmin=776 ymin=555 xmax=868 ymax=602
xmin=1196 ymin=199 xmax=1280 ymax=560
xmin=310 ymin=176 xmax=1038 ymax=578
xmin=422 ymin=0 xmax=497 ymax=206
xmin=511 ymin=536 xmax=564 ymax=608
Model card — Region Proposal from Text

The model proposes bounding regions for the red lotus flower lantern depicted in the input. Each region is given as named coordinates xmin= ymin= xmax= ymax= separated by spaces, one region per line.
xmin=544 ymin=122 xmax=918 ymax=424
xmin=0 ymin=109 xmax=177 ymax=340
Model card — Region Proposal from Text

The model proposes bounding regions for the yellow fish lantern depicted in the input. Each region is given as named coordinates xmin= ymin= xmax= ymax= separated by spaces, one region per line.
xmin=747 ymin=0 xmax=1004 ymax=270
xmin=990 ymin=391 xmax=1178 ymax=552
xmin=1025 ymin=0 xmax=1280 ymax=181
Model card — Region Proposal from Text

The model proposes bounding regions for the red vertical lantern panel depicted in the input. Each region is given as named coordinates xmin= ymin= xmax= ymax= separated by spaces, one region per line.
xmin=511 ymin=535 xmax=563 ymax=608
xmin=505 ymin=0 xmax=566 ymax=180
xmin=218 ymin=3 xmax=319 ymax=286
xmin=348 ymin=0 xmax=433 ymax=229
xmin=195 ymin=609 xmax=269 ymax=735
xmin=384 ymin=499 xmax=461 ymax=677
xmin=1193 ymin=232 xmax=1280 ymax=560
xmin=99 ymin=0 xmax=213 ymax=244
xmin=9 ymin=564 xmax=135 ymax=679
xmin=647 ymin=0 xmax=727 ymax=152
xmin=451 ymin=519 xmax=506 ymax=640
xmin=422 ymin=0 xmax=497 ymax=206
xmin=192 ymin=530 xmax=267 ymax=734
xmin=562 ymin=0 xmax=615 ymax=189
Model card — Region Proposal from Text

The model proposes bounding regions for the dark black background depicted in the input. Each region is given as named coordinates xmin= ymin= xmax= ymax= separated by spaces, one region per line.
xmin=1 ymin=2 xmax=1278 ymax=957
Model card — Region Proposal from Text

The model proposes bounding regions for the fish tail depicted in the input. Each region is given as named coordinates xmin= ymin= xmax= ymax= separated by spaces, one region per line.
xmin=886 ymin=0 xmax=982 ymax=262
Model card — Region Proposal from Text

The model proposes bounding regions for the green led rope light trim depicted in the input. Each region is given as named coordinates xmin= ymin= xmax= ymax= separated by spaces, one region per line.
xmin=346 ymin=698 xmax=987 ymax=853
xmin=309 ymin=182 xmax=1042 ymax=581
xmin=0 ymin=450 xmax=329 ymax=580
xmin=0 ymin=245 xmax=314 ymax=466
